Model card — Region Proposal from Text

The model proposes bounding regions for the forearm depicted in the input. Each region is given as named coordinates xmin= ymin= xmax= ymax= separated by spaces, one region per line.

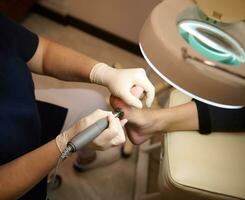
xmin=0 ymin=140 xmax=60 ymax=200
xmin=28 ymin=36 xmax=98 ymax=82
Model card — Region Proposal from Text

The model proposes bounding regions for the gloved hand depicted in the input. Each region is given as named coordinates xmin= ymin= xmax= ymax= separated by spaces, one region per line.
xmin=56 ymin=109 xmax=127 ymax=153
xmin=90 ymin=63 xmax=155 ymax=108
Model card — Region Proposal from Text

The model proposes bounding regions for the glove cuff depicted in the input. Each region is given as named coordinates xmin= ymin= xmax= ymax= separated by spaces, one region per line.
xmin=56 ymin=134 xmax=67 ymax=153
xmin=89 ymin=63 xmax=115 ymax=85
xmin=55 ymin=129 xmax=71 ymax=153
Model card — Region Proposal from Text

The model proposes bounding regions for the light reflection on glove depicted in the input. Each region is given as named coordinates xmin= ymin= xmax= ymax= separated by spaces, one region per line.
xmin=90 ymin=63 xmax=155 ymax=108
xmin=56 ymin=109 xmax=127 ymax=153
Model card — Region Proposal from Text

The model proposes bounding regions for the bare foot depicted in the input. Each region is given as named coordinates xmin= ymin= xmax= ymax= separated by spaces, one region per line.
xmin=110 ymin=86 xmax=143 ymax=117
xmin=110 ymin=86 xmax=153 ymax=145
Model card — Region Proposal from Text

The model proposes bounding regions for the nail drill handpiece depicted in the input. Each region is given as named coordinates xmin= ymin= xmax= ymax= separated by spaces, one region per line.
xmin=67 ymin=109 xmax=124 ymax=152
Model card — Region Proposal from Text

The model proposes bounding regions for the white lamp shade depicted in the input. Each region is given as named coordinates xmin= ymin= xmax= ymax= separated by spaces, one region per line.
xmin=139 ymin=0 xmax=245 ymax=108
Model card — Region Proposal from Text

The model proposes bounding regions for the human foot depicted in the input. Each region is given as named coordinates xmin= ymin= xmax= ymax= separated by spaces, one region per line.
xmin=110 ymin=86 xmax=158 ymax=144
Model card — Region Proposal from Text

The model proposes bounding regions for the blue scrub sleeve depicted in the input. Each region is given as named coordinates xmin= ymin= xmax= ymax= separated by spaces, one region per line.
xmin=0 ymin=14 xmax=39 ymax=62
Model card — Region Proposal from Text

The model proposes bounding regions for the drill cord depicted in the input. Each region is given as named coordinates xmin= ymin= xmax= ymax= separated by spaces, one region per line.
xmin=46 ymin=145 xmax=73 ymax=200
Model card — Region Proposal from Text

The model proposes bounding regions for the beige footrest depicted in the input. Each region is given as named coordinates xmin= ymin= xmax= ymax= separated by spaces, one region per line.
xmin=159 ymin=90 xmax=245 ymax=200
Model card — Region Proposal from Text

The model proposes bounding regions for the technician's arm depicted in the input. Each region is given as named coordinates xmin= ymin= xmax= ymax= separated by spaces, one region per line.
xmin=27 ymin=36 xmax=97 ymax=82
xmin=27 ymin=36 xmax=155 ymax=108
xmin=0 ymin=110 xmax=125 ymax=200
xmin=0 ymin=140 xmax=60 ymax=200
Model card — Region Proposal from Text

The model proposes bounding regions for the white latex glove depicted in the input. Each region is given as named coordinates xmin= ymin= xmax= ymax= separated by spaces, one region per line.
xmin=56 ymin=109 xmax=127 ymax=152
xmin=90 ymin=63 xmax=155 ymax=108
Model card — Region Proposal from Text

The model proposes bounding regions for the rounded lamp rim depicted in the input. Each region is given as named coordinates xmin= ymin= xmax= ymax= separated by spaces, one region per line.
xmin=139 ymin=43 xmax=243 ymax=109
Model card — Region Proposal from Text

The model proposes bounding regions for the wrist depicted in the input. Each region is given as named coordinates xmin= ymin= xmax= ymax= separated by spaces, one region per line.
xmin=56 ymin=127 xmax=76 ymax=153
xmin=89 ymin=62 xmax=115 ymax=86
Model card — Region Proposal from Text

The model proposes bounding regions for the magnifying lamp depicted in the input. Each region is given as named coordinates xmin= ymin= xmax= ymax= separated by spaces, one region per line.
xmin=139 ymin=0 xmax=245 ymax=108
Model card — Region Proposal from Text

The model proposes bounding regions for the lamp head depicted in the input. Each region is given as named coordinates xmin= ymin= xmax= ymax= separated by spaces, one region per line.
xmin=139 ymin=0 xmax=245 ymax=108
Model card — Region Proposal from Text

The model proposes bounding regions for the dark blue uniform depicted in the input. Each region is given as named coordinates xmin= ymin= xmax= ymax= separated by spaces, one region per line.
xmin=0 ymin=15 xmax=67 ymax=199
